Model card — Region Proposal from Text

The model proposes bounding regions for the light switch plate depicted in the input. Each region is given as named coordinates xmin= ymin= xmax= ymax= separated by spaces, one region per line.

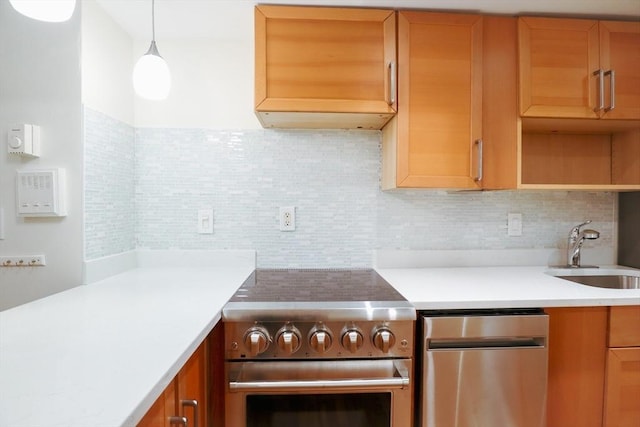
xmin=16 ymin=168 xmax=66 ymax=217
xmin=197 ymin=208 xmax=213 ymax=234
xmin=507 ymin=213 xmax=523 ymax=236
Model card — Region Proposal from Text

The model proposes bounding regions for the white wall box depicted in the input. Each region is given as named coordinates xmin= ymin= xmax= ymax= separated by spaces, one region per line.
xmin=7 ymin=124 xmax=41 ymax=157
xmin=16 ymin=168 xmax=67 ymax=217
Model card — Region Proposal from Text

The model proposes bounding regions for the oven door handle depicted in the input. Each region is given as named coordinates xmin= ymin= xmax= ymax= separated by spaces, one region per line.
xmin=228 ymin=359 xmax=410 ymax=392
xmin=230 ymin=377 xmax=409 ymax=392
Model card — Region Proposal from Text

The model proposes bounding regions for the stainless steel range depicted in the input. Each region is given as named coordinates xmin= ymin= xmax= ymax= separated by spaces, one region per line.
xmin=222 ymin=269 xmax=416 ymax=427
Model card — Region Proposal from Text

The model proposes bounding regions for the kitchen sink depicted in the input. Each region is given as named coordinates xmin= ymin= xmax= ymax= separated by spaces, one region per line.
xmin=546 ymin=267 xmax=640 ymax=290
xmin=556 ymin=274 xmax=640 ymax=289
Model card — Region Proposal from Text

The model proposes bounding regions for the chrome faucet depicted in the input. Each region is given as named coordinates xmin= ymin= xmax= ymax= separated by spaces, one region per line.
xmin=567 ymin=220 xmax=600 ymax=268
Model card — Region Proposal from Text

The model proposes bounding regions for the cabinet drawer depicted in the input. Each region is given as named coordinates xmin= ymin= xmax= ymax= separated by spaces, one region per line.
xmin=609 ymin=306 xmax=640 ymax=347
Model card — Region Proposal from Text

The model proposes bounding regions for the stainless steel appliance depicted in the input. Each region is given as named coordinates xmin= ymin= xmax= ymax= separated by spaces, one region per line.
xmin=222 ymin=269 xmax=416 ymax=427
xmin=420 ymin=309 xmax=548 ymax=427
xmin=619 ymin=192 xmax=640 ymax=268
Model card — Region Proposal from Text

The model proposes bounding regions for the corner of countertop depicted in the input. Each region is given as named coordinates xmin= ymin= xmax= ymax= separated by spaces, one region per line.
xmin=83 ymin=249 xmax=257 ymax=284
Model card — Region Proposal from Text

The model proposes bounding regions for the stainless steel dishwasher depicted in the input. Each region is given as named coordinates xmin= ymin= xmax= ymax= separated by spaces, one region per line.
xmin=419 ymin=309 xmax=548 ymax=427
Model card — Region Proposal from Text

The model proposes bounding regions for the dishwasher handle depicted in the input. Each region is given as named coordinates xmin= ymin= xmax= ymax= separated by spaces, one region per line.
xmin=427 ymin=337 xmax=546 ymax=350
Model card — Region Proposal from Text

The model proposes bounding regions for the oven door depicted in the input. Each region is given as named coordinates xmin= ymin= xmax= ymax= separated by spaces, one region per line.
xmin=225 ymin=359 xmax=412 ymax=427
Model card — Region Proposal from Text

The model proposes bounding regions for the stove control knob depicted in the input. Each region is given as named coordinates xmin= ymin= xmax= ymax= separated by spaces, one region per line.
xmin=243 ymin=326 xmax=270 ymax=356
xmin=341 ymin=328 xmax=364 ymax=353
xmin=309 ymin=324 xmax=333 ymax=354
xmin=276 ymin=324 xmax=302 ymax=355
xmin=372 ymin=327 xmax=396 ymax=353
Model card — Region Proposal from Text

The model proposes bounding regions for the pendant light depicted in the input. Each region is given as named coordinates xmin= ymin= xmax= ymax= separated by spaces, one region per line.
xmin=132 ymin=0 xmax=171 ymax=100
xmin=9 ymin=0 xmax=76 ymax=22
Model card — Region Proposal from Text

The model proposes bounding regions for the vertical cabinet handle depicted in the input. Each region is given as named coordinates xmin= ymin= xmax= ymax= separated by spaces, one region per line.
xmin=605 ymin=69 xmax=615 ymax=112
xmin=387 ymin=62 xmax=396 ymax=106
xmin=474 ymin=139 xmax=483 ymax=183
xmin=593 ymin=69 xmax=604 ymax=112
xmin=169 ymin=416 xmax=187 ymax=427
xmin=181 ymin=399 xmax=199 ymax=427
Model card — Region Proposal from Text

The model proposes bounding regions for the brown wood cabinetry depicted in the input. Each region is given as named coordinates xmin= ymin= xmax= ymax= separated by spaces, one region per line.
xmin=516 ymin=17 xmax=640 ymax=190
xmin=604 ymin=306 xmax=640 ymax=427
xmin=382 ymin=13 xmax=517 ymax=189
xmin=137 ymin=341 xmax=207 ymax=427
xmin=518 ymin=17 xmax=640 ymax=120
xmin=519 ymin=127 xmax=640 ymax=190
xmin=546 ymin=306 xmax=640 ymax=427
xmin=254 ymin=5 xmax=396 ymax=129
xmin=138 ymin=323 xmax=225 ymax=427
xmin=545 ymin=307 xmax=608 ymax=427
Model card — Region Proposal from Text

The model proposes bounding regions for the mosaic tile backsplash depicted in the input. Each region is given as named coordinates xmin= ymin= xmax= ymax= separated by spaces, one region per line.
xmin=84 ymin=108 xmax=136 ymax=260
xmin=84 ymin=108 xmax=616 ymax=267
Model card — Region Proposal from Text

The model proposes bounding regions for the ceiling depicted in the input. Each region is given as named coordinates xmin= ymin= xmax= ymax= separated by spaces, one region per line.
xmin=95 ymin=0 xmax=640 ymax=41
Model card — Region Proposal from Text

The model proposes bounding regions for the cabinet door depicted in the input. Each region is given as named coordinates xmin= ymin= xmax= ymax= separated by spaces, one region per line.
xmin=604 ymin=348 xmax=640 ymax=427
xmin=481 ymin=16 xmax=519 ymax=190
xmin=177 ymin=342 xmax=207 ymax=427
xmin=208 ymin=322 xmax=225 ymax=427
xmin=137 ymin=342 xmax=207 ymax=427
xmin=519 ymin=17 xmax=600 ymax=118
xmin=137 ymin=380 xmax=177 ymax=427
xmin=600 ymin=21 xmax=640 ymax=120
xmin=545 ymin=307 xmax=608 ymax=427
xmin=394 ymin=11 xmax=483 ymax=189
xmin=255 ymin=5 xmax=396 ymax=129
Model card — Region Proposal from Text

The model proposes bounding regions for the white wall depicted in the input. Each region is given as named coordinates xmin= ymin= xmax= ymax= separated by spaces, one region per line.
xmin=132 ymin=36 xmax=260 ymax=129
xmin=0 ymin=1 xmax=83 ymax=310
xmin=81 ymin=0 xmax=134 ymax=125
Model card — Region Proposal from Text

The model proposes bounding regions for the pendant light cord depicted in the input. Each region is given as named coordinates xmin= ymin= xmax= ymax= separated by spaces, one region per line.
xmin=151 ymin=0 xmax=156 ymax=42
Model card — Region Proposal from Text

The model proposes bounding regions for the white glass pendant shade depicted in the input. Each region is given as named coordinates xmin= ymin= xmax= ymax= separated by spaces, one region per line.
xmin=133 ymin=41 xmax=171 ymax=100
xmin=9 ymin=0 xmax=76 ymax=22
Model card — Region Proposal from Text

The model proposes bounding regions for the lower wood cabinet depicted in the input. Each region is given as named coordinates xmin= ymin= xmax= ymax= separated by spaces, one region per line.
xmin=137 ymin=341 xmax=207 ymax=427
xmin=604 ymin=306 xmax=640 ymax=427
xmin=546 ymin=307 xmax=608 ymax=427
xmin=546 ymin=306 xmax=640 ymax=427
xmin=138 ymin=322 xmax=225 ymax=427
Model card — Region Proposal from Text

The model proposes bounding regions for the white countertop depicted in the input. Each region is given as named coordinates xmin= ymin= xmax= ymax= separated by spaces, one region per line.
xmin=377 ymin=265 xmax=640 ymax=310
xmin=1 ymin=248 xmax=638 ymax=427
xmin=0 ymin=265 xmax=254 ymax=427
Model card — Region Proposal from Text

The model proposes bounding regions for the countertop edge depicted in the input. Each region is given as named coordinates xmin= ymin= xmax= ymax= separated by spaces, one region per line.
xmin=125 ymin=311 xmax=223 ymax=426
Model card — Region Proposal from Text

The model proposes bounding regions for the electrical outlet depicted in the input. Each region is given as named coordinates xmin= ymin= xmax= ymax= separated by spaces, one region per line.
xmin=0 ymin=255 xmax=46 ymax=267
xmin=507 ymin=213 xmax=523 ymax=236
xmin=279 ymin=206 xmax=296 ymax=231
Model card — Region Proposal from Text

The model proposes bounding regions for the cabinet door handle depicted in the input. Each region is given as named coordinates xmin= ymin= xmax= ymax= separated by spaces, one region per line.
xmin=474 ymin=139 xmax=483 ymax=182
xmin=387 ymin=62 xmax=396 ymax=106
xmin=605 ymin=69 xmax=616 ymax=112
xmin=169 ymin=416 xmax=188 ymax=427
xmin=594 ymin=69 xmax=604 ymax=112
xmin=181 ymin=399 xmax=199 ymax=427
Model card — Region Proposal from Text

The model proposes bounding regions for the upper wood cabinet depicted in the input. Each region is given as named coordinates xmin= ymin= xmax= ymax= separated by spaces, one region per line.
xmin=518 ymin=17 xmax=640 ymax=191
xmin=382 ymin=12 xmax=518 ymax=189
xmin=519 ymin=127 xmax=640 ymax=190
xmin=254 ymin=5 xmax=396 ymax=129
xmin=518 ymin=17 xmax=640 ymax=120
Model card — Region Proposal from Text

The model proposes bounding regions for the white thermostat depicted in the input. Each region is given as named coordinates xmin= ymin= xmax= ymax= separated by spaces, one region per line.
xmin=16 ymin=168 xmax=66 ymax=217
xmin=8 ymin=124 xmax=41 ymax=157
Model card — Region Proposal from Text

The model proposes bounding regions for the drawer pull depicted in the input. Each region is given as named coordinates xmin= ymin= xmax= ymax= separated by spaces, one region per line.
xmin=594 ymin=69 xmax=604 ymax=112
xmin=181 ymin=399 xmax=199 ymax=427
xmin=605 ymin=69 xmax=616 ymax=112
xmin=169 ymin=416 xmax=187 ymax=427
